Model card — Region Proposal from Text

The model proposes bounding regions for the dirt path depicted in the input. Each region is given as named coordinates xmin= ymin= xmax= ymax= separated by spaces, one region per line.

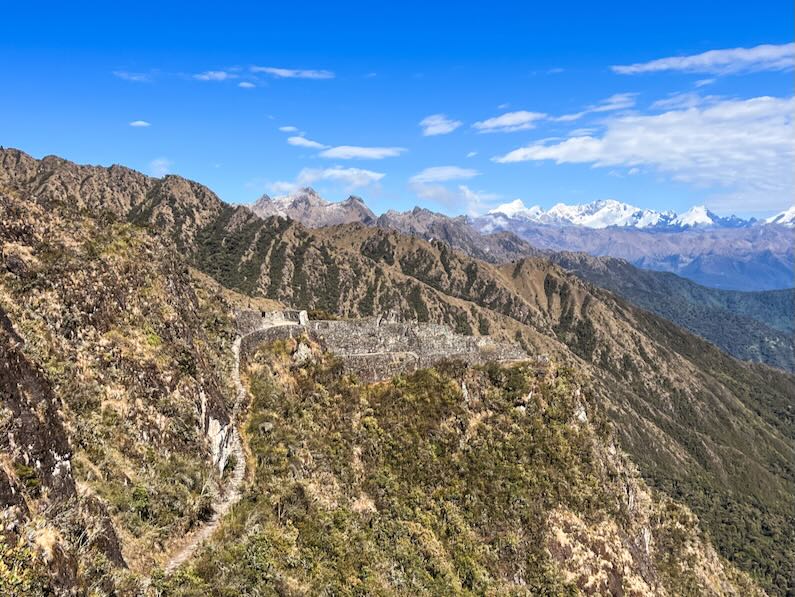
xmin=160 ymin=318 xmax=300 ymax=577
xmin=162 ymin=339 xmax=246 ymax=575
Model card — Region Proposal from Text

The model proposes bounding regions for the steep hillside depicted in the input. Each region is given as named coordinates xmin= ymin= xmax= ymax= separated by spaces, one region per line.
xmin=0 ymin=188 xmax=248 ymax=593
xmin=550 ymin=252 xmax=795 ymax=371
xmin=157 ymin=339 xmax=758 ymax=595
xmin=2 ymin=148 xmax=794 ymax=593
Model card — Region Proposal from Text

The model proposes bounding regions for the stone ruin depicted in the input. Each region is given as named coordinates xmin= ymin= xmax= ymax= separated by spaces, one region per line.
xmin=236 ymin=309 xmax=528 ymax=380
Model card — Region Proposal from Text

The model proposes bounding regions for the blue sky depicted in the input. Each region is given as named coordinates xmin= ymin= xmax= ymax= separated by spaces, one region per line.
xmin=1 ymin=1 xmax=792 ymax=218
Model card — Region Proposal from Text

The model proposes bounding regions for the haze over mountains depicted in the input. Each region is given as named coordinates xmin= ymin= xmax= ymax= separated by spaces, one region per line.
xmin=254 ymin=188 xmax=795 ymax=291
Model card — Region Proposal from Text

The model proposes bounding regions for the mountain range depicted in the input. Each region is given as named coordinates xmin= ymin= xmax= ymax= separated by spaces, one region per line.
xmin=479 ymin=198 xmax=782 ymax=231
xmin=245 ymin=187 xmax=795 ymax=372
xmin=250 ymin=191 xmax=794 ymax=291
xmin=1 ymin=147 xmax=794 ymax=594
xmin=257 ymin=191 xmax=794 ymax=232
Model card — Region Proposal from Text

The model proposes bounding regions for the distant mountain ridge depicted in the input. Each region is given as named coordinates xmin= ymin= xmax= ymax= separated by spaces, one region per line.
xmin=481 ymin=198 xmax=769 ymax=231
xmin=230 ymin=187 xmax=794 ymax=369
xmin=242 ymin=188 xmax=793 ymax=291
xmin=251 ymin=189 xmax=794 ymax=232
xmin=251 ymin=187 xmax=376 ymax=227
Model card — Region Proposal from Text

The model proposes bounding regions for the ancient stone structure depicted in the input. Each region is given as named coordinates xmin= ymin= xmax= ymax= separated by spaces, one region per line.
xmin=235 ymin=309 xmax=527 ymax=379
xmin=235 ymin=309 xmax=307 ymax=336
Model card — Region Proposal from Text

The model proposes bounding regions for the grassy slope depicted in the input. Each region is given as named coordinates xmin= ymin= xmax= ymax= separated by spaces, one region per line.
xmin=157 ymin=340 xmax=757 ymax=595
xmin=550 ymin=252 xmax=794 ymax=371
xmin=0 ymin=190 xmax=243 ymax=592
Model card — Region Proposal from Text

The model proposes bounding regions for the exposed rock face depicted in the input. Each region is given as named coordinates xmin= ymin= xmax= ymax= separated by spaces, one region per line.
xmin=251 ymin=188 xmax=376 ymax=227
xmin=0 ymin=306 xmax=124 ymax=594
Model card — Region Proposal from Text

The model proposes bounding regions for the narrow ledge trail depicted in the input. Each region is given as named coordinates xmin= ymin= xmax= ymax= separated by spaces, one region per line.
xmin=159 ymin=316 xmax=301 ymax=578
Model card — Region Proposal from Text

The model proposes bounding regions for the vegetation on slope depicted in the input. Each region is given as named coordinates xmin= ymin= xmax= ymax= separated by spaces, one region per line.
xmin=0 ymin=190 xmax=243 ymax=593
xmin=551 ymin=252 xmax=795 ymax=371
xmin=157 ymin=339 xmax=757 ymax=595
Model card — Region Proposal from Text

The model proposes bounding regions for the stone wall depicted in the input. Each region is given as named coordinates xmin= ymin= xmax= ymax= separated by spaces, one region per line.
xmin=239 ymin=324 xmax=306 ymax=362
xmin=235 ymin=309 xmax=307 ymax=335
xmin=235 ymin=310 xmax=528 ymax=380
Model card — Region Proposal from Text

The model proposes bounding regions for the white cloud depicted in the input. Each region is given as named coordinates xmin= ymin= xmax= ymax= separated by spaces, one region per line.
xmin=287 ymin=136 xmax=328 ymax=149
xmin=410 ymin=183 xmax=497 ymax=215
xmin=319 ymin=145 xmax=406 ymax=159
xmin=129 ymin=120 xmax=151 ymax=127
xmin=194 ymin=70 xmax=237 ymax=81
xmin=493 ymin=95 xmax=795 ymax=210
xmin=695 ymin=78 xmax=716 ymax=88
xmin=251 ymin=66 xmax=334 ymax=79
xmin=554 ymin=93 xmax=638 ymax=122
xmin=409 ymin=166 xmax=479 ymax=184
xmin=612 ymin=42 xmax=795 ymax=75
xmin=419 ymin=114 xmax=463 ymax=136
xmin=302 ymin=166 xmax=384 ymax=188
xmin=650 ymin=92 xmax=718 ymax=110
xmin=113 ymin=70 xmax=151 ymax=82
xmin=466 ymin=151 xmax=478 ymax=158
xmin=149 ymin=158 xmax=172 ymax=177
xmin=591 ymin=93 xmax=638 ymax=112
xmin=473 ymin=110 xmax=546 ymax=133
xmin=267 ymin=181 xmax=295 ymax=194
xmin=408 ymin=167 xmax=491 ymax=215
xmin=279 ymin=126 xmax=299 ymax=132
xmin=238 ymin=81 xmax=256 ymax=89
xmin=271 ymin=166 xmax=384 ymax=193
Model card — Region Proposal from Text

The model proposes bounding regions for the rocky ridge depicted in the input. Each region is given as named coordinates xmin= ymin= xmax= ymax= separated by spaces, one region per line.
xmin=251 ymin=187 xmax=376 ymax=227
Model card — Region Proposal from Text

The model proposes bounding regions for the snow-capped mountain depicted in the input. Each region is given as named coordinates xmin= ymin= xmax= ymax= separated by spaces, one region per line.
xmin=488 ymin=199 xmax=544 ymax=220
xmin=487 ymin=199 xmax=677 ymax=229
xmin=483 ymin=199 xmax=758 ymax=231
xmin=671 ymin=205 xmax=716 ymax=228
xmin=670 ymin=206 xmax=758 ymax=229
xmin=546 ymin=200 xmax=677 ymax=228
xmin=766 ymin=205 xmax=795 ymax=227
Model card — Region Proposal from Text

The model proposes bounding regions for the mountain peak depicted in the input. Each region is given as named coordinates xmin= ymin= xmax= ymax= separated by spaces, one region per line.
xmin=250 ymin=187 xmax=375 ymax=227
xmin=766 ymin=205 xmax=795 ymax=227
xmin=489 ymin=199 xmax=544 ymax=219
xmin=672 ymin=205 xmax=714 ymax=227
